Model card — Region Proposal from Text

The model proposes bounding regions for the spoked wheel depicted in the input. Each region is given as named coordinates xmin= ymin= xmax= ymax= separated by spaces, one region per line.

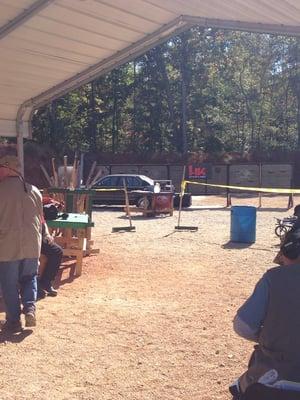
xmin=275 ymin=225 xmax=288 ymax=239
xmin=137 ymin=196 xmax=150 ymax=209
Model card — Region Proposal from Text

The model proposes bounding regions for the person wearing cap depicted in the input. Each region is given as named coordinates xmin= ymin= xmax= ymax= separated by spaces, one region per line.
xmin=230 ymin=227 xmax=300 ymax=399
xmin=0 ymin=155 xmax=43 ymax=332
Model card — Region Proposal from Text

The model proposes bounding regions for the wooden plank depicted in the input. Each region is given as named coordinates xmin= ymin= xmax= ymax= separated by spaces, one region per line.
xmin=63 ymin=155 xmax=68 ymax=188
xmin=88 ymin=168 xmax=103 ymax=188
xmin=40 ymin=163 xmax=52 ymax=186
xmin=85 ymin=161 xmax=97 ymax=187
xmin=51 ymin=157 xmax=59 ymax=187
xmin=70 ymin=153 xmax=78 ymax=189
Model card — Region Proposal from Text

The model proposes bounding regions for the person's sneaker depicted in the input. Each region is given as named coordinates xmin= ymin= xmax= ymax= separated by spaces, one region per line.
xmin=24 ymin=311 xmax=36 ymax=327
xmin=0 ymin=319 xmax=23 ymax=333
xmin=41 ymin=283 xmax=58 ymax=297
xmin=47 ymin=286 xmax=58 ymax=297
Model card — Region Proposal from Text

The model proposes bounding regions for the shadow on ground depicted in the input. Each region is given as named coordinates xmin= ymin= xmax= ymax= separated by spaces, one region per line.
xmin=257 ymin=207 xmax=290 ymax=212
xmin=54 ymin=260 xmax=78 ymax=289
xmin=222 ymin=241 xmax=254 ymax=249
xmin=0 ymin=328 xmax=33 ymax=343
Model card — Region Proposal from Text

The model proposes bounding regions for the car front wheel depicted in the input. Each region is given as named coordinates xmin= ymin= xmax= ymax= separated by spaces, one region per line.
xmin=136 ymin=196 xmax=151 ymax=209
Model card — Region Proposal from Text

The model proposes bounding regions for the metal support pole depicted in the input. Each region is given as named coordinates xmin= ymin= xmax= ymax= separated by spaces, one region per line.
xmin=16 ymin=126 xmax=24 ymax=177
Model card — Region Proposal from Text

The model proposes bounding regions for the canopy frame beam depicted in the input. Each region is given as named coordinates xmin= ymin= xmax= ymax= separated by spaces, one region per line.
xmin=183 ymin=15 xmax=300 ymax=36
xmin=0 ymin=0 xmax=54 ymax=41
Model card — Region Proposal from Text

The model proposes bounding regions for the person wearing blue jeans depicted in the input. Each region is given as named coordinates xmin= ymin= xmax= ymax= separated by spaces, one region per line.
xmin=0 ymin=259 xmax=38 ymax=328
xmin=0 ymin=155 xmax=42 ymax=332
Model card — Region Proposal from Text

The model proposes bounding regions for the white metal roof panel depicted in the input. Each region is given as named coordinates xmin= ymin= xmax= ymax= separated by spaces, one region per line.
xmin=0 ymin=0 xmax=299 ymax=139
xmin=0 ymin=0 xmax=35 ymax=25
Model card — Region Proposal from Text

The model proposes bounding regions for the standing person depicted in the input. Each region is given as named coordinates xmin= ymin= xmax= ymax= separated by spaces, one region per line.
xmin=38 ymin=222 xmax=63 ymax=298
xmin=230 ymin=227 xmax=300 ymax=399
xmin=0 ymin=155 xmax=42 ymax=332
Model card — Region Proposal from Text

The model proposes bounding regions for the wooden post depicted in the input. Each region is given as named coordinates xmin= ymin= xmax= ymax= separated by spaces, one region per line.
xmin=78 ymin=153 xmax=84 ymax=188
xmin=175 ymin=165 xmax=198 ymax=231
xmin=258 ymin=163 xmax=262 ymax=208
xmin=226 ymin=164 xmax=231 ymax=207
xmin=51 ymin=158 xmax=59 ymax=187
xmin=288 ymin=171 xmax=294 ymax=209
xmin=40 ymin=164 xmax=52 ymax=186
xmin=112 ymin=179 xmax=136 ymax=232
xmin=70 ymin=153 xmax=78 ymax=189
xmin=88 ymin=168 xmax=103 ymax=189
xmin=123 ymin=178 xmax=133 ymax=229
xmin=63 ymin=155 xmax=68 ymax=188
xmin=86 ymin=161 xmax=97 ymax=188
xmin=177 ymin=165 xmax=186 ymax=228
xmin=288 ymin=193 xmax=294 ymax=209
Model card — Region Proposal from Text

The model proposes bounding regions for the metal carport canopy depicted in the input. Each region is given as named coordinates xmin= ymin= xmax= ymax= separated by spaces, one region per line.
xmin=1 ymin=0 xmax=300 ymax=143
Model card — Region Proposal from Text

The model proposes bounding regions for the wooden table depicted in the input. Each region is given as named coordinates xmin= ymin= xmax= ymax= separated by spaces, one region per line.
xmin=47 ymin=213 xmax=97 ymax=276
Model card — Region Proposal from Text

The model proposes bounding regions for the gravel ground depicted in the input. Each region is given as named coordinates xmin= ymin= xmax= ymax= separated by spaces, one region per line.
xmin=0 ymin=194 xmax=299 ymax=400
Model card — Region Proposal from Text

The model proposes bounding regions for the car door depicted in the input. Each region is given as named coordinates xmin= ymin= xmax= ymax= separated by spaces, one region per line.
xmin=114 ymin=175 xmax=127 ymax=204
xmin=125 ymin=176 xmax=142 ymax=189
xmin=93 ymin=175 xmax=121 ymax=204
xmin=112 ymin=175 xmax=140 ymax=204
xmin=125 ymin=176 xmax=150 ymax=204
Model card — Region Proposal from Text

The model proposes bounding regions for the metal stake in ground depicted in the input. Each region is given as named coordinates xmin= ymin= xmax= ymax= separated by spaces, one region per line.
xmin=175 ymin=165 xmax=198 ymax=231
xmin=112 ymin=178 xmax=136 ymax=232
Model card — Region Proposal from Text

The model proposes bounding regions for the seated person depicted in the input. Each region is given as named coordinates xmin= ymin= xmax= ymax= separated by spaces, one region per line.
xmin=293 ymin=204 xmax=300 ymax=218
xmin=291 ymin=205 xmax=300 ymax=231
xmin=230 ymin=227 xmax=300 ymax=399
xmin=38 ymin=223 xmax=63 ymax=298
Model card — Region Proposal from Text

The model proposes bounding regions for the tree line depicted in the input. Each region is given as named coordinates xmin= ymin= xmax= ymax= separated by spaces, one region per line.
xmin=32 ymin=27 xmax=300 ymax=161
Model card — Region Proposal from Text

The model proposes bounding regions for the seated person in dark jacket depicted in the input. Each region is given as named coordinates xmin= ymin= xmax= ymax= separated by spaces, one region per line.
xmin=38 ymin=223 xmax=63 ymax=298
xmin=291 ymin=205 xmax=300 ymax=231
xmin=293 ymin=204 xmax=300 ymax=218
xmin=230 ymin=227 xmax=300 ymax=399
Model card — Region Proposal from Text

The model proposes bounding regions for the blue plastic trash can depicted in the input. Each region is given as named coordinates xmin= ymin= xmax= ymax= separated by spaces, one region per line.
xmin=230 ymin=206 xmax=256 ymax=243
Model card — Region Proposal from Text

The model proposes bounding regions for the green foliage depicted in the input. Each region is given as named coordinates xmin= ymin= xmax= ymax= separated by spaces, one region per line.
xmin=32 ymin=29 xmax=299 ymax=158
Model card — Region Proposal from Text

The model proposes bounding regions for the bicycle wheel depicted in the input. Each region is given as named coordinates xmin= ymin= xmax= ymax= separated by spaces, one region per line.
xmin=275 ymin=225 xmax=288 ymax=238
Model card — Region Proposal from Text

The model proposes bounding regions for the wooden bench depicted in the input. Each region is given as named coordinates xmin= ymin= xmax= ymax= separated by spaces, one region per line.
xmin=46 ymin=213 xmax=99 ymax=276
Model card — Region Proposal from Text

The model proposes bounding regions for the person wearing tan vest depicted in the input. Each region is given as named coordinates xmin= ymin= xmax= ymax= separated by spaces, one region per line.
xmin=230 ymin=227 xmax=300 ymax=399
xmin=0 ymin=155 xmax=42 ymax=332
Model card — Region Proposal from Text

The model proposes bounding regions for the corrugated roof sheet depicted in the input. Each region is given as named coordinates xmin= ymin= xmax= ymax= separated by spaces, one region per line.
xmin=0 ymin=0 xmax=299 ymax=138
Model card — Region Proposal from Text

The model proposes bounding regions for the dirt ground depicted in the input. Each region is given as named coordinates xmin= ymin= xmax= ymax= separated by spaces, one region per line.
xmin=0 ymin=194 xmax=299 ymax=400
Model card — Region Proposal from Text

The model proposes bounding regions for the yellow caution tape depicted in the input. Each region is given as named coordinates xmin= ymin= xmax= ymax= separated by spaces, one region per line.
xmin=183 ymin=180 xmax=300 ymax=194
